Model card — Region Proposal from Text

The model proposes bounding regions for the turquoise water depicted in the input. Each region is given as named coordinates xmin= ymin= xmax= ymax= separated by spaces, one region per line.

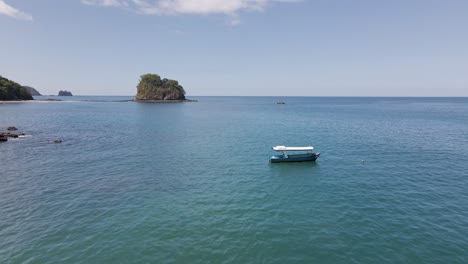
xmin=1 ymin=96 xmax=468 ymax=263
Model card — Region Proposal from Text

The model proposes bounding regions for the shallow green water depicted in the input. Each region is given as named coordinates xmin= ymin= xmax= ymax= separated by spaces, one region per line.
xmin=1 ymin=96 xmax=467 ymax=263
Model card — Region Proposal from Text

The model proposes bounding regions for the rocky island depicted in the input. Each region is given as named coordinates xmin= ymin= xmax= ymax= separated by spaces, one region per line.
xmin=58 ymin=90 xmax=73 ymax=96
xmin=0 ymin=76 xmax=34 ymax=101
xmin=135 ymin=74 xmax=195 ymax=102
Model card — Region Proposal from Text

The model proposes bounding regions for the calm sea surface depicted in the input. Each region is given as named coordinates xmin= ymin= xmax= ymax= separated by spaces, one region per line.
xmin=1 ymin=96 xmax=468 ymax=263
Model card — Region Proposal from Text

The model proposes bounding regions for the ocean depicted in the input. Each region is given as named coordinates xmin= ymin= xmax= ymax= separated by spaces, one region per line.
xmin=1 ymin=96 xmax=468 ymax=263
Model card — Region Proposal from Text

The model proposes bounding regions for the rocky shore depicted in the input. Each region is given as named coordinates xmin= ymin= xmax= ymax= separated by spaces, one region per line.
xmin=0 ymin=126 xmax=63 ymax=143
xmin=0 ymin=127 xmax=25 ymax=142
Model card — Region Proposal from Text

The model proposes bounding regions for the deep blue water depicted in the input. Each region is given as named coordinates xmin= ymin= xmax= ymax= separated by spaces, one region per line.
xmin=1 ymin=96 xmax=468 ymax=263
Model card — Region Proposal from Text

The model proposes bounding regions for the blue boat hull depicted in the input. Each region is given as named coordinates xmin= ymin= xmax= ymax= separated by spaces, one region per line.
xmin=270 ymin=153 xmax=320 ymax=163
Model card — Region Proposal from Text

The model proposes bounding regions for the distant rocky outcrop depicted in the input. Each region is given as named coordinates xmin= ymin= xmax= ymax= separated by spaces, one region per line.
xmin=0 ymin=75 xmax=34 ymax=101
xmin=136 ymin=74 xmax=186 ymax=101
xmin=1 ymin=126 xmax=24 ymax=142
xmin=58 ymin=90 xmax=73 ymax=96
xmin=22 ymin=86 xmax=42 ymax=96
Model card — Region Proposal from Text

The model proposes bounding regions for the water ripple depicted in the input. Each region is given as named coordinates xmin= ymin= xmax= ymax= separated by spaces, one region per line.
xmin=1 ymin=97 xmax=468 ymax=263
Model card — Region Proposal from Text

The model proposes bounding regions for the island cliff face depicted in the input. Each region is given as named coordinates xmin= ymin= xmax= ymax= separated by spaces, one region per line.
xmin=136 ymin=74 xmax=186 ymax=101
xmin=0 ymin=76 xmax=34 ymax=101
xmin=58 ymin=90 xmax=73 ymax=96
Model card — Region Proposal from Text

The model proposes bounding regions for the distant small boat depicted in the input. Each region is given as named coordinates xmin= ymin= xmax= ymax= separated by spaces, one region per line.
xmin=270 ymin=145 xmax=320 ymax=163
xmin=276 ymin=102 xmax=286 ymax=104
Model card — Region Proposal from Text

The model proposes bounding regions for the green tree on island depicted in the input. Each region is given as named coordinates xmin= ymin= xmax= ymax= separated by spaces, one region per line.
xmin=0 ymin=76 xmax=34 ymax=101
xmin=136 ymin=74 xmax=186 ymax=100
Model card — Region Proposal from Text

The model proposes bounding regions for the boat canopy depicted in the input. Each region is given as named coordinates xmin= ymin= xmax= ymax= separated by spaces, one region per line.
xmin=272 ymin=146 xmax=314 ymax=151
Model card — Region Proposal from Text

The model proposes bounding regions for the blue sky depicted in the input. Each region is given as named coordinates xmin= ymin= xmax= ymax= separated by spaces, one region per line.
xmin=1 ymin=0 xmax=467 ymax=96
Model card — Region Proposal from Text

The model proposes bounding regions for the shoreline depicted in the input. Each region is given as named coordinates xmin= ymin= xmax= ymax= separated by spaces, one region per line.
xmin=1 ymin=99 xmax=198 ymax=104
xmin=0 ymin=99 xmax=62 ymax=104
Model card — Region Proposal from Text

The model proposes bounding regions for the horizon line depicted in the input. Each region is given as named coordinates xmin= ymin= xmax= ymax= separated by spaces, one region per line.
xmin=34 ymin=95 xmax=468 ymax=98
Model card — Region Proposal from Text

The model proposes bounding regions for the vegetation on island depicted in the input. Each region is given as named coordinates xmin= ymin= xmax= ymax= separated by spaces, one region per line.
xmin=136 ymin=74 xmax=186 ymax=101
xmin=22 ymin=86 xmax=42 ymax=96
xmin=0 ymin=75 xmax=34 ymax=101
xmin=58 ymin=90 xmax=73 ymax=96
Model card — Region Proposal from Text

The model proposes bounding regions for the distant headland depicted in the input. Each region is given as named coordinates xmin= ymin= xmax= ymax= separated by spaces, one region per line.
xmin=23 ymin=86 xmax=42 ymax=96
xmin=135 ymin=74 xmax=196 ymax=102
xmin=0 ymin=75 xmax=34 ymax=101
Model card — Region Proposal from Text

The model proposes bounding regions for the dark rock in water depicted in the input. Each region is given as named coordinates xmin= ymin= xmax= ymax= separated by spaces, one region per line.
xmin=135 ymin=74 xmax=186 ymax=101
xmin=0 ymin=132 xmax=19 ymax=138
xmin=22 ymin=86 xmax=42 ymax=96
xmin=1 ymin=129 xmax=26 ymax=141
xmin=58 ymin=90 xmax=73 ymax=96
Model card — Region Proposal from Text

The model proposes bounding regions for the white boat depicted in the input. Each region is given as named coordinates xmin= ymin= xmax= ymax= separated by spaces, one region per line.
xmin=270 ymin=145 xmax=320 ymax=163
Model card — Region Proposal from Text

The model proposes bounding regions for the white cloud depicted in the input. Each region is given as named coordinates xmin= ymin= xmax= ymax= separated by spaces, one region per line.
xmin=81 ymin=0 xmax=129 ymax=7
xmin=0 ymin=0 xmax=32 ymax=21
xmin=82 ymin=0 xmax=301 ymax=23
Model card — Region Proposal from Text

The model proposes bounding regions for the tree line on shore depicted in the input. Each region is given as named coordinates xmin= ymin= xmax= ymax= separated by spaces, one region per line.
xmin=0 ymin=75 xmax=33 ymax=101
